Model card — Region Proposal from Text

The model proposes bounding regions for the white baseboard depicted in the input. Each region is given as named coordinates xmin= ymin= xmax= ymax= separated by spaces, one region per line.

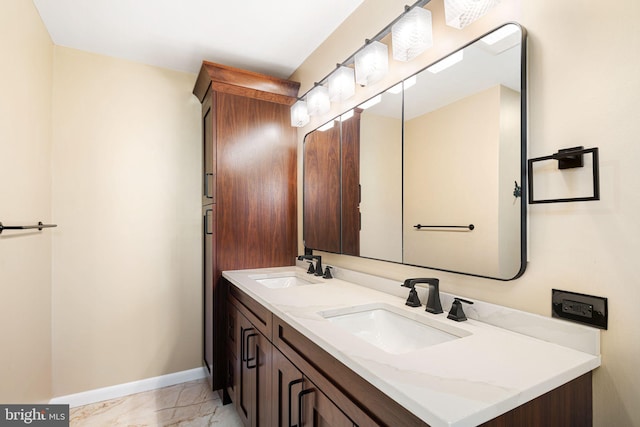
xmin=49 ymin=367 xmax=208 ymax=408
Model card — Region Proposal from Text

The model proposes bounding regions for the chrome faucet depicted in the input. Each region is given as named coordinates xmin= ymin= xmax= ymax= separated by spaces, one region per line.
xmin=401 ymin=278 xmax=443 ymax=314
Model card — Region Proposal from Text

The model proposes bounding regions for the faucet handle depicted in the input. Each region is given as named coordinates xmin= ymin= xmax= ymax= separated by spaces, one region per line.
xmin=405 ymin=288 xmax=421 ymax=307
xmin=305 ymin=261 xmax=315 ymax=275
xmin=323 ymin=266 xmax=333 ymax=279
xmin=401 ymin=279 xmax=421 ymax=307
xmin=447 ymin=298 xmax=474 ymax=322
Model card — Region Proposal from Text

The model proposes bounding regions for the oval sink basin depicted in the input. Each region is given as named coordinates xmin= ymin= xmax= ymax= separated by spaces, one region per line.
xmin=249 ymin=272 xmax=321 ymax=289
xmin=320 ymin=304 xmax=468 ymax=354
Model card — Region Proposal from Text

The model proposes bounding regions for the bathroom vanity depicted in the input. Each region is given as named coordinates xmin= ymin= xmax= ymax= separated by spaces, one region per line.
xmin=222 ymin=264 xmax=600 ymax=427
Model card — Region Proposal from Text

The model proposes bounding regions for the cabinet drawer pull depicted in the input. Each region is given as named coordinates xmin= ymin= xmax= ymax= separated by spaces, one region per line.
xmin=298 ymin=388 xmax=316 ymax=427
xmin=245 ymin=332 xmax=258 ymax=369
xmin=288 ymin=378 xmax=304 ymax=427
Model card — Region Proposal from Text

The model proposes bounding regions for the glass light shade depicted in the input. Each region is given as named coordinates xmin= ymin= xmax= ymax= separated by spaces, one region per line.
xmin=444 ymin=0 xmax=500 ymax=29
xmin=306 ymin=85 xmax=331 ymax=116
xmin=355 ymin=41 xmax=389 ymax=86
xmin=328 ymin=66 xmax=355 ymax=102
xmin=392 ymin=7 xmax=433 ymax=62
xmin=290 ymin=100 xmax=309 ymax=127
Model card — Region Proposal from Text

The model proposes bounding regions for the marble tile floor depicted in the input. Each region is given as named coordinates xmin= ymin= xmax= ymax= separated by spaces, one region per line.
xmin=70 ymin=378 xmax=243 ymax=426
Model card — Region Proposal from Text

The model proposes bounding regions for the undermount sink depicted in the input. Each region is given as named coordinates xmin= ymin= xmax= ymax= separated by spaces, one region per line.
xmin=320 ymin=304 xmax=468 ymax=354
xmin=249 ymin=271 xmax=322 ymax=289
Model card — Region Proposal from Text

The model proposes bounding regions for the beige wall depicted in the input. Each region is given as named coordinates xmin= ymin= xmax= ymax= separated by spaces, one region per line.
xmin=0 ymin=0 xmax=53 ymax=403
xmin=292 ymin=0 xmax=640 ymax=425
xmin=50 ymin=47 xmax=202 ymax=396
xmin=2 ymin=2 xmax=203 ymax=400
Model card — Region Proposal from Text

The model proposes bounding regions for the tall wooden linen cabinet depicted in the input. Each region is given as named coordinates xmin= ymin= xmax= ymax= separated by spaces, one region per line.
xmin=193 ymin=61 xmax=300 ymax=392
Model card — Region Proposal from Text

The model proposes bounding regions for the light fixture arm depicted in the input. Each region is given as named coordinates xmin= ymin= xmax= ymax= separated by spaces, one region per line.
xmin=295 ymin=0 xmax=431 ymax=102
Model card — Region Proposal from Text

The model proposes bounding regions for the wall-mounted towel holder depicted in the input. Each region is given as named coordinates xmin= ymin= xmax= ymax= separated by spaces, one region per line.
xmin=527 ymin=146 xmax=600 ymax=204
xmin=0 ymin=221 xmax=57 ymax=234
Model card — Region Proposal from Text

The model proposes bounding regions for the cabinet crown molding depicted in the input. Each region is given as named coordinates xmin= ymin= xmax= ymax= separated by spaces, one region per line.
xmin=193 ymin=60 xmax=300 ymax=105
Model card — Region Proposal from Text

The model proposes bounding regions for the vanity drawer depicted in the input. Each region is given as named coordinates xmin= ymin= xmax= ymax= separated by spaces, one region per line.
xmin=228 ymin=280 xmax=272 ymax=340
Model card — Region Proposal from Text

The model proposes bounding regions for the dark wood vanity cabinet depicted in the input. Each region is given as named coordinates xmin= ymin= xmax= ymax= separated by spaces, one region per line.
xmin=272 ymin=349 xmax=355 ymax=427
xmin=234 ymin=309 xmax=272 ymax=426
xmin=227 ymin=281 xmax=368 ymax=427
xmin=226 ymin=280 xmax=594 ymax=427
xmin=227 ymin=281 xmax=274 ymax=427
xmin=193 ymin=61 xmax=300 ymax=391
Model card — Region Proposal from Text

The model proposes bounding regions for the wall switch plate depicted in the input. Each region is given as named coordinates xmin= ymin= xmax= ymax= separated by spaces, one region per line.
xmin=552 ymin=289 xmax=607 ymax=329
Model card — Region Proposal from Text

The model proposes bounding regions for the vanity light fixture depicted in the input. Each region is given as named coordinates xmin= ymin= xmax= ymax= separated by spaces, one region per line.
xmin=290 ymin=99 xmax=310 ymax=127
xmin=427 ymin=50 xmax=464 ymax=73
xmin=358 ymin=94 xmax=382 ymax=110
xmin=444 ymin=0 xmax=500 ymax=29
xmin=355 ymin=40 xmax=389 ymax=86
xmin=328 ymin=65 xmax=356 ymax=102
xmin=291 ymin=0 xmax=509 ymax=127
xmin=392 ymin=6 xmax=433 ymax=62
xmin=317 ymin=120 xmax=335 ymax=131
xmin=387 ymin=75 xmax=417 ymax=94
xmin=306 ymin=85 xmax=331 ymax=116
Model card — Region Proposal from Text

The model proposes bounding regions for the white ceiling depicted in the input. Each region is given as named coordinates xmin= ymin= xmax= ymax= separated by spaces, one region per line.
xmin=33 ymin=0 xmax=364 ymax=78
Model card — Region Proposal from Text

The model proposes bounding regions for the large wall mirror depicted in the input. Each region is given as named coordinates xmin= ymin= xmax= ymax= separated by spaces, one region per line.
xmin=303 ymin=23 xmax=527 ymax=280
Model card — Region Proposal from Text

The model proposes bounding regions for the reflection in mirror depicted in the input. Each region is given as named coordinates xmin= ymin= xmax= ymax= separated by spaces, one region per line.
xmin=359 ymin=90 xmax=403 ymax=262
xmin=303 ymin=119 xmax=341 ymax=253
xmin=402 ymin=22 xmax=524 ymax=279
xmin=303 ymin=23 xmax=526 ymax=280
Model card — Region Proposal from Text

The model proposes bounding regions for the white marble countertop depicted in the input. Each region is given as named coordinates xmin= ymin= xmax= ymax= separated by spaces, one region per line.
xmin=223 ymin=265 xmax=601 ymax=427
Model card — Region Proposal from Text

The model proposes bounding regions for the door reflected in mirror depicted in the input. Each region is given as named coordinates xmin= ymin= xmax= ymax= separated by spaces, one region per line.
xmin=302 ymin=23 xmax=526 ymax=280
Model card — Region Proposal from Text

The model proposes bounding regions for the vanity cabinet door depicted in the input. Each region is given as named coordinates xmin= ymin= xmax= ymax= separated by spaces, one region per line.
xmin=236 ymin=311 xmax=252 ymax=426
xmin=235 ymin=307 xmax=272 ymax=427
xmin=272 ymin=349 xmax=304 ymax=427
xmin=299 ymin=385 xmax=354 ymax=427
xmin=273 ymin=348 xmax=353 ymax=427
xmin=226 ymin=300 xmax=238 ymax=404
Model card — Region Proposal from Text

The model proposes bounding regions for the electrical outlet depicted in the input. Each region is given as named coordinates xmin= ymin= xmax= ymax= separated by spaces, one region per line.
xmin=552 ymin=289 xmax=607 ymax=329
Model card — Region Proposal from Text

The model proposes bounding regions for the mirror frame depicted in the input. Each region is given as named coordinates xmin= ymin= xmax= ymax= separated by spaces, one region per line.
xmin=302 ymin=22 xmax=528 ymax=281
